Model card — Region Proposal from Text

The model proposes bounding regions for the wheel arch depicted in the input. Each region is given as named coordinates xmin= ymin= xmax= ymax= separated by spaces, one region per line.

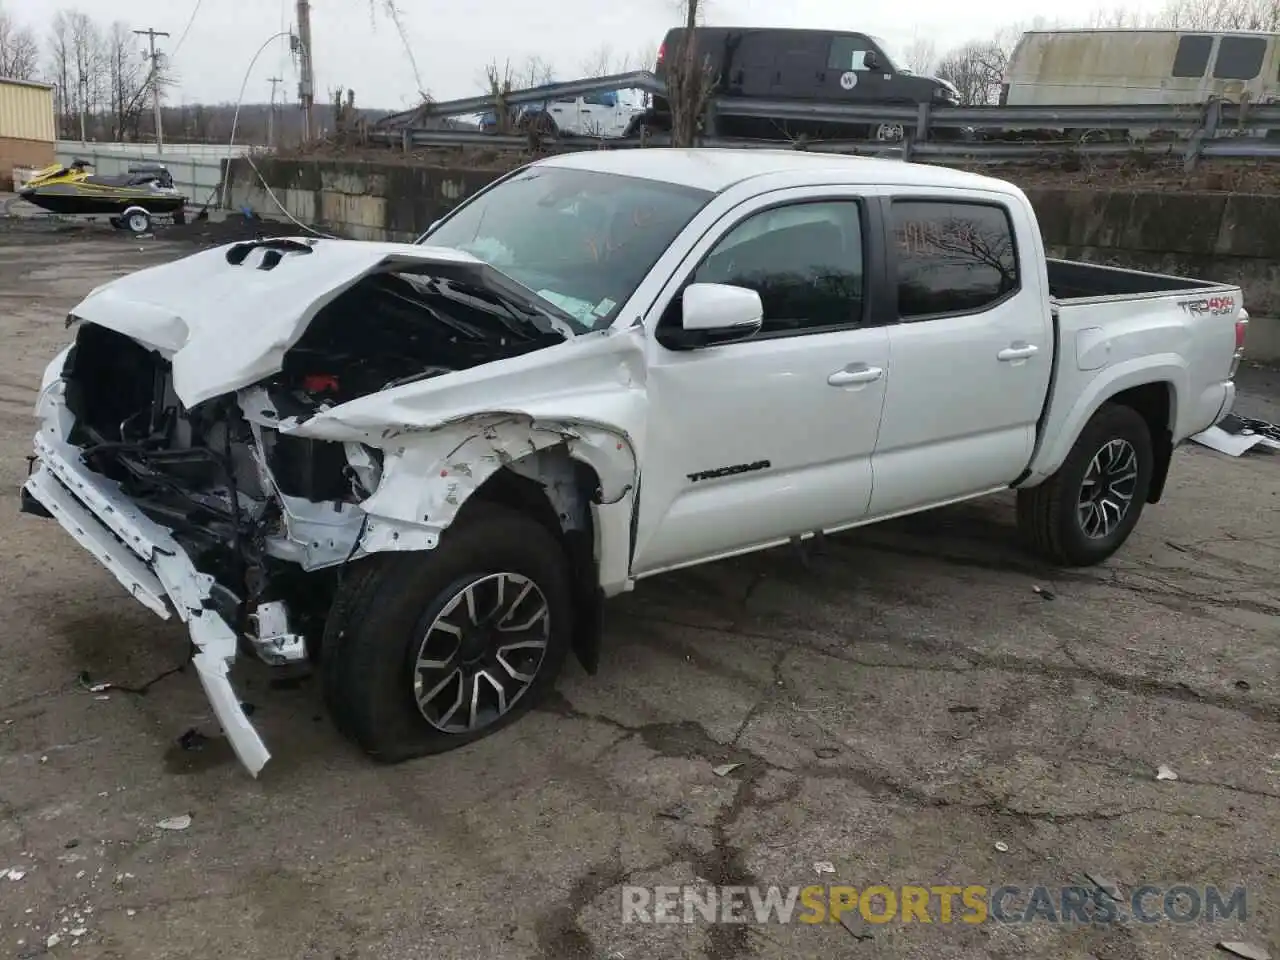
xmin=1105 ymin=381 xmax=1175 ymax=503
xmin=455 ymin=450 xmax=608 ymax=674
xmin=1024 ymin=360 xmax=1184 ymax=490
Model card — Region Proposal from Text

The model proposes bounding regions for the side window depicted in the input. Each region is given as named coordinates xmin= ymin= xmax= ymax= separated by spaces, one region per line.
xmin=828 ymin=37 xmax=873 ymax=71
xmin=1213 ymin=36 xmax=1266 ymax=80
xmin=890 ymin=200 xmax=1019 ymax=319
xmin=672 ymin=201 xmax=865 ymax=335
xmin=1171 ymin=34 xmax=1213 ymax=78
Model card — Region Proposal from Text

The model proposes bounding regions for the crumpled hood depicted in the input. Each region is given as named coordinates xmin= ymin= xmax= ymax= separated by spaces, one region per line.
xmin=67 ymin=237 xmax=537 ymax=408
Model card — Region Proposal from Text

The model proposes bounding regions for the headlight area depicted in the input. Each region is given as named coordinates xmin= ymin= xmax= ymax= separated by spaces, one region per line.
xmin=52 ymin=324 xmax=380 ymax=669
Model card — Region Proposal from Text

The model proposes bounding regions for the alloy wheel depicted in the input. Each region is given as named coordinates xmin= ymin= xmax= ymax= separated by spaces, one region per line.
xmin=412 ymin=572 xmax=551 ymax=734
xmin=1076 ymin=438 xmax=1139 ymax=539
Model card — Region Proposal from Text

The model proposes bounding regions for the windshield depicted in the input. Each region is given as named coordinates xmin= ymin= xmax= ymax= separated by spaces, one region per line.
xmin=418 ymin=166 xmax=713 ymax=332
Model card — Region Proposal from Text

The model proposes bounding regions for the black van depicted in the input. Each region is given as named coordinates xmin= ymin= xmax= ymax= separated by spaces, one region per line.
xmin=636 ymin=26 xmax=960 ymax=141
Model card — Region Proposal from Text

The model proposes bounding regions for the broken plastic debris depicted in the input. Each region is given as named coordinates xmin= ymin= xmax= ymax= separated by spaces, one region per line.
xmin=1218 ymin=942 xmax=1271 ymax=960
xmin=994 ymin=841 xmax=1010 ymax=852
xmin=156 ymin=814 xmax=192 ymax=831
xmin=126 ymin=909 xmax=136 ymax=918
xmin=1156 ymin=764 xmax=1179 ymax=781
xmin=711 ymin=762 xmax=742 ymax=777
xmin=814 ymin=861 xmax=836 ymax=875
xmin=69 ymin=927 xmax=87 ymax=937
xmin=46 ymin=933 xmax=61 ymax=948
xmin=4 ymin=868 xmax=25 ymax=881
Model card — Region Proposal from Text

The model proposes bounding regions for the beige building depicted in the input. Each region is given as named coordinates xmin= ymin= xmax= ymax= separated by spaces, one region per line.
xmin=0 ymin=77 xmax=56 ymax=190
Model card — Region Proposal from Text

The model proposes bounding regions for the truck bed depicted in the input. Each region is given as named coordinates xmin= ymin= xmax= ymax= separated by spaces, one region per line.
xmin=1047 ymin=258 xmax=1228 ymax=302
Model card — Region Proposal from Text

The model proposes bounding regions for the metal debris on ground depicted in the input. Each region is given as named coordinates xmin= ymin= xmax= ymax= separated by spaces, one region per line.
xmin=1191 ymin=415 xmax=1280 ymax=457
xmin=994 ymin=841 xmax=1010 ymax=852
xmin=840 ymin=911 xmax=874 ymax=941
xmin=156 ymin=814 xmax=192 ymax=831
xmin=5 ymin=868 xmax=26 ymax=881
xmin=1156 ymin=764 xmax=1179 ymax=781
xmin=176 ymin=728 xmax=209 ymax=751
xmin=1085 ymin=872 xmax=1123 ymax=901
xmin=814 ymin=861 xmax=836 ymax=875
xmin=711 ymin=762 xmax=742 ymax=777
xmin=1218 ymin=942 xmax=1271 ymax=960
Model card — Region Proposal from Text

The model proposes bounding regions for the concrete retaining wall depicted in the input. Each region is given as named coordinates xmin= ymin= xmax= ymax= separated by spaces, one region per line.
xmin=225 ymin=157 xmax=1280 ymax=360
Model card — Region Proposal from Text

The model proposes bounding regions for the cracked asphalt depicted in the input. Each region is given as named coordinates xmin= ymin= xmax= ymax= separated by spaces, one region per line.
xmin=0 ymin=223 xmax=1277 ymax=960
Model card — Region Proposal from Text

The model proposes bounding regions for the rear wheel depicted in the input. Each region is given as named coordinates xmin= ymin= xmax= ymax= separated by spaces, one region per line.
xmin=1017 ymin=403 xmax=1154 ymax=566
xmin=125 ymin=209 xmax=151 ymax=234
xmin=322 ymin=506 xmax=574 ymax=763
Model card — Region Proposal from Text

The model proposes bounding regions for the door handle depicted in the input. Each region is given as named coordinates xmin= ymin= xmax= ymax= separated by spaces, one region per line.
xmin=828 ymin=363 xmax=884 ymax=386
xmin=997 ymin=343 xmax=1038 ymax=361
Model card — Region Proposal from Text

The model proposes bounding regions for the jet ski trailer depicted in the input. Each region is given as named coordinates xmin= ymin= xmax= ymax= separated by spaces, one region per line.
xmin=17 ymin=159 xmax=189 ymax=233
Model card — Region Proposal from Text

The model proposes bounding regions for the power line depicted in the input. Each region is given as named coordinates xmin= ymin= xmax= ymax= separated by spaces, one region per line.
xmin=169 ymin=0 xmax=203 ymax=57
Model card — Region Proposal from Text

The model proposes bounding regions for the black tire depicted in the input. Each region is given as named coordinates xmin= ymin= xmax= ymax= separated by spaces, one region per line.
xmin=1017 ymin=402 xmax=1154 ymax=567
xmin=322 ymin=505 xmax=574 ymax=763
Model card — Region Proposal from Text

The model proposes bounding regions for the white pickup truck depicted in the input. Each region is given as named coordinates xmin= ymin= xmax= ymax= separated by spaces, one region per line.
xmin=21 ymin=149 xmax=1247 ymax=776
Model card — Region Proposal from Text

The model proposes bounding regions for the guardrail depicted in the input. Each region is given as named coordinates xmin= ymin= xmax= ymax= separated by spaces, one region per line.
xmin=377 ymin=70 xmax=663 ymax=127
xmin=372 ymin=70 xmax=1280 ymax=166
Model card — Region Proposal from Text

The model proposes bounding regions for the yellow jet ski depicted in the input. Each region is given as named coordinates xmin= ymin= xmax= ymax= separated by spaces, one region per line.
xmin=19 ymin=158 xmax=188 ymax=231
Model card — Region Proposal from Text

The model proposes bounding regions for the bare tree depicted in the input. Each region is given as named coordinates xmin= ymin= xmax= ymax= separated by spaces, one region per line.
xmin=666 ymin=0 xmax=716 ymax=146
xmin=106 ymin=20 xmax=146 ymax=139
xmin=517 ymin=55 xmax=555 ymax=88
xmin=901 ymin=34 xmax=938 ymax=75
xmin=935 ymin=40 xmax=1006 ymax=105
xmin=1087 ymin=5 xmax=1163 ymax=26
xmin=0 ymin=3 xmax=39 ymax=80
xmin=1156 ymin=0 xmax=1280 ymax=28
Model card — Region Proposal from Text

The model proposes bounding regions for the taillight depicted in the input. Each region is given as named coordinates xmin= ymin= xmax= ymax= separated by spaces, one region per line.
xmin=656 ymin=42 xmax=665 ymax=66
xmin=1230 ymin=312 xmax=1248 ymax=377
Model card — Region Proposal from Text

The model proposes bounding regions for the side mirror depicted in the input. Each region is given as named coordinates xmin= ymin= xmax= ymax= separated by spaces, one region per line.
xmin=666 ymin=282 xmax=763 ymax=349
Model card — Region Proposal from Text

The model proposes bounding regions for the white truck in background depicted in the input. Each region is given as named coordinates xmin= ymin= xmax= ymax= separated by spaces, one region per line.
xmin=21 ymin=149 xmax=1247 ymax=775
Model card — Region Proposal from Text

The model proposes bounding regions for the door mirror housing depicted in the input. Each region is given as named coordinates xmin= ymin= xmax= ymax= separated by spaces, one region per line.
xmin=665 ymin=282 xmax=763 ymax=350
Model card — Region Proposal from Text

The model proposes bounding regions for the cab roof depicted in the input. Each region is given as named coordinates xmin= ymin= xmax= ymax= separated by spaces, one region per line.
xmin=537 ymin=148 xmax=1019 ymax=197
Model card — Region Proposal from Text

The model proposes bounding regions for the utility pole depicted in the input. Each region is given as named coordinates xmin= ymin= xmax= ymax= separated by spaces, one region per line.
xmin=267 ymin=76 xmax=283 ymax=148
xmin=134 ymin=27 xmax=170 ymax=153
xmin=293 ymin=0 xmax=314 ymax=143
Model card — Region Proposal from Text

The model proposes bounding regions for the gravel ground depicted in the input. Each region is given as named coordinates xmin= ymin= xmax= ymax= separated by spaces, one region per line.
xmin=0 ymin=226 xmax=1276 ymax=960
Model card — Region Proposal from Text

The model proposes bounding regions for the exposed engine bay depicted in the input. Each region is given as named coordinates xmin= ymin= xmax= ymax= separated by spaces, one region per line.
xmin=58 ymin=267 xmax=569 ymax=655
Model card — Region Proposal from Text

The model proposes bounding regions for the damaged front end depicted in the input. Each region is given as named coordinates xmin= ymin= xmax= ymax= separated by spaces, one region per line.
xmin=22 ymin=239 xmax=644 ymax=776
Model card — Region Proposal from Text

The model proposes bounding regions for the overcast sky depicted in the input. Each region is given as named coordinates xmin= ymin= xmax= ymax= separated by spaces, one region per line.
xmin=6 ymin=0 xmax=1169 ymax=109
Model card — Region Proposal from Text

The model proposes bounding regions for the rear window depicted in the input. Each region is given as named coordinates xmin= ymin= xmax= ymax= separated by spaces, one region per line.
xmin=890 ymin=200 xmax=1020 ymax=319
xmin=1172 ymin=35 xmax=1213 ymax=78
xmin=1213 ymin=35 xmax=1266 ymax=80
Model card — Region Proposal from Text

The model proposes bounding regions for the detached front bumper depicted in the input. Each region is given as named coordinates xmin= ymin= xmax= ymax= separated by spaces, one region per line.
xmin=22 ymin=428 xmax=270 ymax=776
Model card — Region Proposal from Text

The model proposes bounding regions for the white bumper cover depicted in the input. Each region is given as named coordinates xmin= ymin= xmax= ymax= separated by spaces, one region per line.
xmin=23 ymin=429 xmax=270 ymax=776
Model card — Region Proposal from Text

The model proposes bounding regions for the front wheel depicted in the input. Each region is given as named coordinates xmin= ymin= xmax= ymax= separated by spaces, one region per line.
xmin=1017 ymin=403 xmax=1154 ymax=567
xmin=322 ymin=506 xmax=574 ymax=763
